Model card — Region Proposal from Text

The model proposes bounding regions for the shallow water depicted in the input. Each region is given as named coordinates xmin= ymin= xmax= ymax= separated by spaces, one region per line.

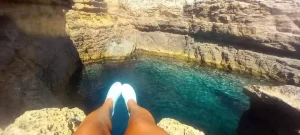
xmin=78 ymin=56 xmax=276 ymax=135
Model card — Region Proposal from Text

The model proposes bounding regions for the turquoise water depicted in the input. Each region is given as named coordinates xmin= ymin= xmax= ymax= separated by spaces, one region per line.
xmin=78 ymin=56 xmax=275 ymax=135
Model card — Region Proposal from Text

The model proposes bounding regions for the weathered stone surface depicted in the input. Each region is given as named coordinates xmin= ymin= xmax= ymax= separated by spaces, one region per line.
xmin=1 ymin=108 xmax=206 ymax=135
xmin=114 ymin=30 xmax=300 ymax=84
xmin=113 ymin=0 xmax=300 ymax=58
xmin=72 ymin=0 xmax=107 ymax=12
xmin=0 ymin=3 xmax=68 ymax=37
xmin=0 ymin=0 xmax=71 ymax=6
xmin=135 ymin=32 xmax=189 ymax=56
xmin=237 ymin=85 xmax=300 ymax=135
xmin=158 ymin=118 xmax=205 ymax=135
xmin=103 ymin=38 xmax=136 ymax=59
xmin=1 ymin=0 xmax=300 ymax=131
xmin=0 ymin=5 xmax=82 ymax=128
xmin=63 ymin=0 xmax=300 ymax=84
xmin=193 ymin=43 xmax=300 ymax=84
xmin=2 ymin=108 xmax=85 ymax=135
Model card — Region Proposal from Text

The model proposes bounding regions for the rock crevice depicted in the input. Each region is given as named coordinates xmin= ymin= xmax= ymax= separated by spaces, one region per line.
xmin=238 ymin=85 xmax=300 ymax=135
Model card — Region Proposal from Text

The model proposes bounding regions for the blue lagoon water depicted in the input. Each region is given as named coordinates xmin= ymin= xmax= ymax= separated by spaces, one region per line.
xmin=78 ymin=56 xmax=275 ymax=135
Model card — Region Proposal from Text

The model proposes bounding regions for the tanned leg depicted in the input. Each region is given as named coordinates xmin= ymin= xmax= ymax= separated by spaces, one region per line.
xmin=125 ymin=100 xmax=168 ymax=135
xmin=73 ymin=99 xmax=113 ymax=135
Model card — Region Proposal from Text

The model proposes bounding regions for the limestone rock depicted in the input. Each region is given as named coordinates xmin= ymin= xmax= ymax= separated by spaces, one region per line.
xmin=103 ymin=38 xmax=136 ymax=59
xmin=0 ymin=7 xmax=82 ymax=128
xmin=1 ymin=0 xmax=300 ymax=131
xmin=0 ymin=3 xmax=68 ymax=37
xmin=244 ymin=85 xmax=300 ymax=111
xmin=2 ymin=108 xmax=85 ymax=135
xmin=135 ymin=32 xmax=188 ymax=56
xmin=72 ymin=0 xmax=107 ymax=13
xmin=0 ymin=0 xmax=71 ymax=6
xmin=61 ymin=0 xmax=300 ymax=85
xmin=193 ymin=43 xmax=300 ymax=84
xmin=158 ymin=118 xmax=205 ymax=135
xmin=237 ymin=85 xmax=300 ymax=135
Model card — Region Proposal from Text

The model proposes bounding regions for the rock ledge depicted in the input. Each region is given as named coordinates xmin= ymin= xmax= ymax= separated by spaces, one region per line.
xmin=158 ymin=118 xmax=205 ymax=135
xmin=238 ymin=85 xmax=300 ymax=135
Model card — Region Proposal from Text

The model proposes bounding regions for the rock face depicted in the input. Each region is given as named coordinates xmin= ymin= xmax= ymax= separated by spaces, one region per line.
xmin=0 ymin=2 xmax=82 ymax=128
xmin=158 ymin=118 xmax=205 ymax=135
xmin=1 ymin=109 xmax=203 ymax=135
xmin=63 ymin=0 xmax=300 ymax=84
xmin=237 ymin=85 xmax=300 ymax=135
xmin=2 ymin=0 xmax=299 ymax=84
xmin=2 ymin=108 xmax=85 ymax=135
xmin=0 ymin=0 xmax=300 ymax=132
xmin=2 ymin=0 xmax=71 ymax=6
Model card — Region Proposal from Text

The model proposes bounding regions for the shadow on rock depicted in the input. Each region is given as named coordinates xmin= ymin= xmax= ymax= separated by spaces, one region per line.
xmin=0 ymin=3 xmax=83 ymax=128
xmin=237 ymin=85 xmax=300 ymax=135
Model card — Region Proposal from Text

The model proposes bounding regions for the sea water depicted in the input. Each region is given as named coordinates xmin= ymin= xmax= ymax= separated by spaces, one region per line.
xmin=78 ymin=56 xmax=276 ymax=135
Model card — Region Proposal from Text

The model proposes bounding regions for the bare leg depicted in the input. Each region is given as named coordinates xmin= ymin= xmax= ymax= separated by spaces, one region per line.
xmin=74 ymin=99 xmax=113 ymax=135
xmin=125 ymin=100 xmax=168 ymax=135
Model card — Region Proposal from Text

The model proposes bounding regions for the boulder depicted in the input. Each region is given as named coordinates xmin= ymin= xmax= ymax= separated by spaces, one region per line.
xmin=158 ymin=118 xmax=205 ymax=135
xmin=2 ymin=108 xmax=85 ymax=135
xmin=237 ymin=85 xmax=300 ymax=135
xmin=1 ymin=109 xmax=204 ymax=135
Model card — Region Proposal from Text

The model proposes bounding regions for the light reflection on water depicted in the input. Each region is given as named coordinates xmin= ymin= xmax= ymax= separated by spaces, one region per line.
xmin=78 ymin=56 xmax=277 ymax=135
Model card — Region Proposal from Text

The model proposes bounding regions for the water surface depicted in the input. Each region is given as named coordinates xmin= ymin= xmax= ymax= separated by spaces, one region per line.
xmin=78 ymin=56 xmax=276 ymax=135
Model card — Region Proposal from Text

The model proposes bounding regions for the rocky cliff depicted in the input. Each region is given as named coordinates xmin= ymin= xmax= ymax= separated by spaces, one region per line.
xmin=1 ymin=108 xmax=205 ymax=135
xmin=1 ymin=0 xmax=300 ymax=133
xmin=1 ymin=108 xmax=85 ymax=135
xmin=158 ymin=118 xmax=205 ymax=135
xmin=238 ymin=85 xmax=300 ymax=135
xmin=0 ymin=1 xmax=82 ymax=128
xmin=64 ymin=0 xmax=300 ymax=84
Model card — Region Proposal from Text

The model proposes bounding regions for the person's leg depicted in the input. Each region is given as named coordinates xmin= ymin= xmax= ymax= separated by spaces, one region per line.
xmin=122 ymin=84 xmax=168 ymax=135
xmin=74 ymin=99 xmax=113 ymax=135
xmin=74 ymin=82 xmax=122 ymax=135
xmin=125 ymin=100 xmax=168 ymax=135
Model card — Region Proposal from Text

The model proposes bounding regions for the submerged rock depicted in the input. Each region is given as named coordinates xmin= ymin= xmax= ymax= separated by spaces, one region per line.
xmin=2 ymin=108 xmax=85 ymax=135
xmin=237 ymin=85 xmax=300 ymax=135
xmin=158 ymin=118 xmax=205 ymax=135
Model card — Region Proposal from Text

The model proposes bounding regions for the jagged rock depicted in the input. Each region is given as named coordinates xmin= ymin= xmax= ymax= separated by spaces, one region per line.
xmin=1 ymin=0 xmax=300 ymax=129
xmin=102 ymin=38 xmax=136 ymax=59
xmin=72 ymin=0 xmax=107 ymax=13
xmin=193 ymin=43 xmax=300 ymax=84
xmin=0 ymin=3 xmax=68 ymax=37
xmin=237 ymin=85 xmax=300 ymax=135
xmin=158 ymin=118 xmax=205 ymax=135
xmin=0 ymin=7 xmax=82 ymax=128
xmin=135 ymin=32 xmax=189 ymax=56
xmin=0 ymin=0 xmax=71 ymax=6
xmin=62 ymin=0 xmax=300 ymax=84
xmin=128 ymin=31 xmax=300 ymax=84
xmin=2 ymin=108 xmax=85 ymax=135
xmin=1 ymin=109 xmax=204 ymax=135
